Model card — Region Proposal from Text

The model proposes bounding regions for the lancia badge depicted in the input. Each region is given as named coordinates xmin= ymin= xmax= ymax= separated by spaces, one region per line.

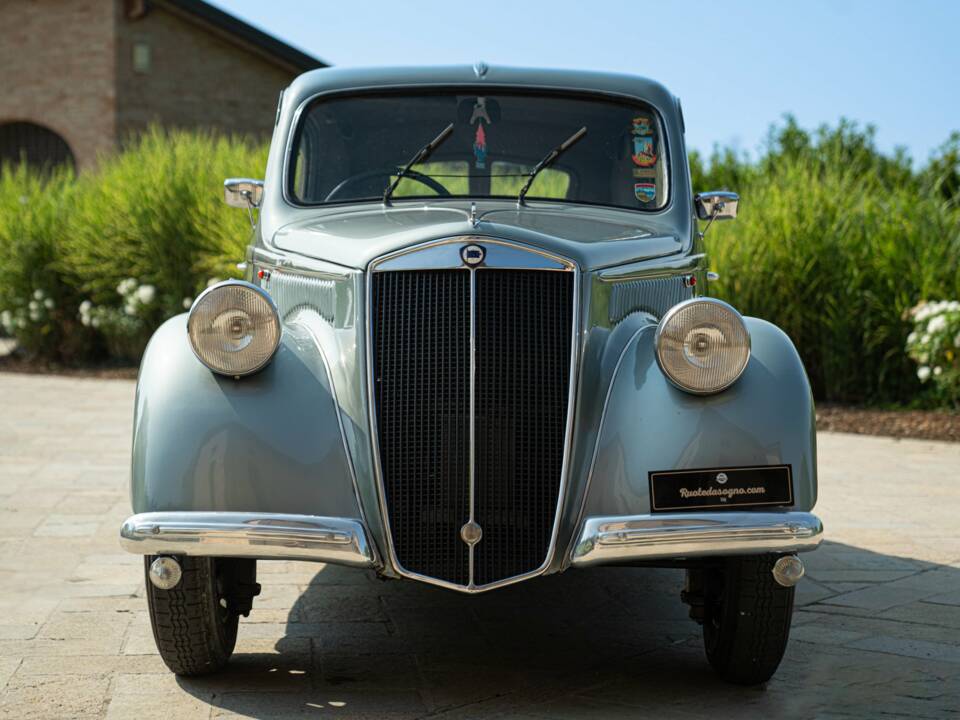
xmin=461 ymin=244 xmax=485 ymax=266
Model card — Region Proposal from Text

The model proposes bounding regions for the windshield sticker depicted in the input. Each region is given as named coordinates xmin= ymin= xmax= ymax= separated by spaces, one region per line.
xmin=471 ymin=98 xmax=491 ymax=169
xmin=632 ymin=135 xmax=657 ymax=167
xmin=634 ymin=182 xmax=656 ymax=203
xmin=632 ymin=115 xmax=653 ymax=136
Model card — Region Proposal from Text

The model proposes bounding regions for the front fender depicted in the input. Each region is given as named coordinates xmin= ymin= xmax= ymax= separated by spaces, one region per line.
xmin=131 ymin=314 xmax=362 ymax=519
xmin=578 ymin=317 xmax=817 ymax=521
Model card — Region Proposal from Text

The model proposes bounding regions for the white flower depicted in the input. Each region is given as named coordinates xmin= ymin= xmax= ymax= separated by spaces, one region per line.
xmin=28 ymin=300 xmax=39 ymax=312
xmin=124 ymin=301 xmax=137 ymax=316
xmin=919 ymin=353 xmax=929 ymax=364
xmin=928 ymin=315 xmax=948 ymax=334
xmin=33 ymin=289 xmax=44 ymax=301
xmin=917 ymin=366 xmax=931 ymax=382
xmin=43 ymin=298 xmax=54 ymax=309
xmin=206 ymin=277 xmax=223 ymax=288
xmin=16 ymin=316 xmax=26 ymax=329
xmin=955 ymin=333 xmax=960 ymax=349
xmin=117 ymin=278 xmax=138 ymax=297
xmin=91 ymin=316 xmax=101 ymax=328
xmin=80 ymin=315 xmax=91 ymax=327
xmin=79 ymin=300 xmax=92 ymax=315
xmin=28 ymin=309 xmax=41 ymax=322
xmin=136 ymin=284 xmax=156 ymax=304
xmin=934 ymin=366 xmax=943 ymax=377
xmin=907 ymin=331 xmax=918 ymax=345
xmin=182 ymin=297 xmax=193 ymax=310
xmin=0 ymin=310 xmax=11 ymax=331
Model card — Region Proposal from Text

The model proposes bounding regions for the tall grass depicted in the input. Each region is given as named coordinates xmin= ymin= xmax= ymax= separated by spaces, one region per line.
xmin=698 ymin=119 xmax=960 ymax=404
xmin=0 ymin=128 xmax=267 ymax=362
xmin=0 ymin=163 xmax=88 ymax=360
xmin=61 ymin=128 xmax=267 ymax=314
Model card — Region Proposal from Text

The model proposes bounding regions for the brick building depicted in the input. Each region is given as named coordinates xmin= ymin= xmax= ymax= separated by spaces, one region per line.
xmin=0 ymin=0 xmax=325 ymax=171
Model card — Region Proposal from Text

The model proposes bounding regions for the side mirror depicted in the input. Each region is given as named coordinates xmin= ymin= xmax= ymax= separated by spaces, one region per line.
xmin=224 ymin=178 xmax=264 ymax=209
xmin=695 ymin=191 xmax=739 ymax=221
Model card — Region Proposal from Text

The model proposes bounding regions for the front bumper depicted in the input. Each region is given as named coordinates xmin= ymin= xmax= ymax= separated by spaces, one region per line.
xmin=571 ymin=511 xmax=823 ymax=567
xmin=120 ymin=512 xmax=376 ymax=568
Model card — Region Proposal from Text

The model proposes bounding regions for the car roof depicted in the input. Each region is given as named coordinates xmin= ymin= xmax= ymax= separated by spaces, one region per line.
xmin=283 ymin=64 xmax=679 ymax=120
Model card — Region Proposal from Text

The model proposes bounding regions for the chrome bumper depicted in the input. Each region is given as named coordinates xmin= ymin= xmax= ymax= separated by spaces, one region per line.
xmin=120 ymin=512 xmax=376 ymax=568
xmin=571 ymin=511 xmax=823 ymax=567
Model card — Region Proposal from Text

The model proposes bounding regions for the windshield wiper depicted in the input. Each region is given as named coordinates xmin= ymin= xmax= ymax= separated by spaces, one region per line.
xmin=383 ymin=123 xmax=454 ymax=205
xmin=517 ymin=126 xmax=587 ymax=206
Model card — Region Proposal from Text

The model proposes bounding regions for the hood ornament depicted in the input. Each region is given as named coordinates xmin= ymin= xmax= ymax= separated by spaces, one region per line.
xmin=469 ymin=202 xmax=478 ymax=228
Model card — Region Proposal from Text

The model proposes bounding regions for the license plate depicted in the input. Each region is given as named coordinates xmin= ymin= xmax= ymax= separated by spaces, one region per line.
xmin=648 ymin=465 xmax=793 ymax=512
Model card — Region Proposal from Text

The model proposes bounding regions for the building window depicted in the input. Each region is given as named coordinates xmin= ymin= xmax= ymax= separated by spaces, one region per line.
xmin=0 ymin=122 xmax=75 ymax=172
xmin=133 ymin=42 xmax=151 ymax=73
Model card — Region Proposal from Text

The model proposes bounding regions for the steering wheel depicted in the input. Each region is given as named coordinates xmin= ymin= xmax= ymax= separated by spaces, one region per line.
xmin=324 ymin=168 xmax=451 ymax=202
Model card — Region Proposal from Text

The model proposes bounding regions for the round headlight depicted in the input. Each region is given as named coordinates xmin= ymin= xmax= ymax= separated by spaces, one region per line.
xmin=187 ymin=280 xmax=280 ymax=377
xmin=655 ymin=298 xmax=750 ymax=394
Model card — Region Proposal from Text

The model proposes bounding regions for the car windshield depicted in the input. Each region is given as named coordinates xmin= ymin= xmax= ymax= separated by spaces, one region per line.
xmin=288 ymin=91 xmax=669 ymax=211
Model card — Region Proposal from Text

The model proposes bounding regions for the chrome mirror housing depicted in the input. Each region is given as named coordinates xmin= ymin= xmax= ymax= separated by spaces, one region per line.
xmin=224 ymin=178 xmax=264 ymax=209
xmin=695 ymin=191 xmax=739 ymax=221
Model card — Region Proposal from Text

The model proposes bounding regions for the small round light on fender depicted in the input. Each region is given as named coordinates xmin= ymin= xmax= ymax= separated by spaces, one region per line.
xmin=187 ymin=280 xmax=280 ymax=377
xmin=655 ymin=298 xmax=750 ymax=394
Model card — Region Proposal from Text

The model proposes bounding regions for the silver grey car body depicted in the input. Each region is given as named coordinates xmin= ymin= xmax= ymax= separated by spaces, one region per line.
xmin=121 ymin=65 xmax=822 ymax=597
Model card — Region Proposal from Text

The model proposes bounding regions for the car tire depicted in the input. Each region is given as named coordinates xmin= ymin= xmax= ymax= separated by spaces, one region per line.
xmin=144 ymin=555 xmax=243 ymax=676
xmin=701 ymin=554 xmax=795 ymax=685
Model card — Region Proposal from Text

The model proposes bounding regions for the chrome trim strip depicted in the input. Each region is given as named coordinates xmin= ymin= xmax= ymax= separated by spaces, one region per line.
xmin=596 ymin=253 xmax=705 ymax=282
xmin=119 ymin=512 xmax=376 ymax=568
xmin=571 ymin=512 xmax=823 ymax=566
xmin=468 ymin=266 xmax=477 ymax=583
xmin=365 ymin=236 xmax=581 ymax=593
xmin=370 ymin=236 xmax=576 ymax=272
xmin=251 ymin=247 xmax=354 ymax=281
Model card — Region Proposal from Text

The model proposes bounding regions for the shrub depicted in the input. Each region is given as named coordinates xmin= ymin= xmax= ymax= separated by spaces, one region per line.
xmin=59 ymin=128 xmax=268 ymax=360
xmin=0 ymin=163 xmax=93 ymax=361
xmin=702 ymin=120 xmax=960 ymax=405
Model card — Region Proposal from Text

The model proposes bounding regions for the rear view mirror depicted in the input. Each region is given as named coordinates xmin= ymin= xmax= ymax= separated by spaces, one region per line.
xmin=695 ymin=191 xmax=739 ymax=221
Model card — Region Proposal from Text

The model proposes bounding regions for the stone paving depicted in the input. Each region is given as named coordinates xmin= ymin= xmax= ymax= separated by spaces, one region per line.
xmin=0 ymin=372 xmax=958 ymax=719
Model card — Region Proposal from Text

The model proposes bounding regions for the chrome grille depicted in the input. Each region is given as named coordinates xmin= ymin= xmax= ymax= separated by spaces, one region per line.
xmin=371 ymin=260 xmax=574 ymax=588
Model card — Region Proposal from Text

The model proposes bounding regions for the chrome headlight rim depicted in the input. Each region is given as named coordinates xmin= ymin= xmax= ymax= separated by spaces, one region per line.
xmin=186 ymin=279 xmax=281 ymax=377
xmin=654 ymin=297 xmax=751 ymax=395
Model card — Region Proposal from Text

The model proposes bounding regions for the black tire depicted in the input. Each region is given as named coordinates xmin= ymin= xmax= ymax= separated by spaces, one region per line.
xmin=702 ymin=554 xmax=795 ymax=685
xmin=145 ymin=555 xmax=242 ymax=676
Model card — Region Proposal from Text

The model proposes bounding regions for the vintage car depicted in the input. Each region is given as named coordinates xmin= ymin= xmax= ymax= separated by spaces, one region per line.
xmin=120 ymin=65 xmax=823 ymax=685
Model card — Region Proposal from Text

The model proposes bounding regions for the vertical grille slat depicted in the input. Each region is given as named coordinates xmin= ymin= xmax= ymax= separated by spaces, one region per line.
xmin=372 ymin=261 xmax=574 ymax=588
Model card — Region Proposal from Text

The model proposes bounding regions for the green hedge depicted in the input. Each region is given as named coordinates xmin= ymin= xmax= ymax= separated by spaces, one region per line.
xmin=1 ymin=121 xmax=959 ymax=406
xmin=0 ymin=128 xmax=267 ymax=362
xmin=695 ymin=119 xmax=960 ymax=405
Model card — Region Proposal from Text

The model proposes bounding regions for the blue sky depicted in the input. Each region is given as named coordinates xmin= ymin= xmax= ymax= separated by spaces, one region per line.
xmin=209 ymin=0 xmax=959 ymax=165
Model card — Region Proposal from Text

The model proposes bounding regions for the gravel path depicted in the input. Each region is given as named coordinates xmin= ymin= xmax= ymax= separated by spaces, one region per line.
xmin=1 ymin=373 xmax=958 ymax=719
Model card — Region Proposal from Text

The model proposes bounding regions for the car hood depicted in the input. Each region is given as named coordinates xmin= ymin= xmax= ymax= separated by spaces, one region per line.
xmin=270 ymin=201 xmax=686 ymax=271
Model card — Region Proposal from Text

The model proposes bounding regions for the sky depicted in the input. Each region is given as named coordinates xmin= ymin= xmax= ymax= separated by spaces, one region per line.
xmin=208 ymin=0 xmax=959 ymax=166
